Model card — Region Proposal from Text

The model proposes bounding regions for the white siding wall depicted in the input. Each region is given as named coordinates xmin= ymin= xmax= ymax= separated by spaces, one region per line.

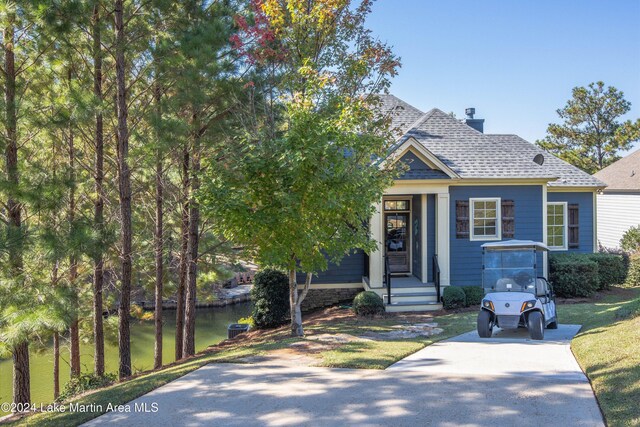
xmin=597 ymin=193 xmax=640 ymax=249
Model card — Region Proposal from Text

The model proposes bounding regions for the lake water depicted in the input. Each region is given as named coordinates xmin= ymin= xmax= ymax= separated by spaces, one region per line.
xmin=0 ymin=303 xmax=250 ymax=412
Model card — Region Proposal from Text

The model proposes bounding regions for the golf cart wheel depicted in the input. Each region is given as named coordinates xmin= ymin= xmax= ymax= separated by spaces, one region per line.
xmin=547 ymin=319 xmax=558 ymax=329
xmin=528 ymin=311 xmax=544 ymax=340
xmin=477 ymin=310 xmax=493 ymax=338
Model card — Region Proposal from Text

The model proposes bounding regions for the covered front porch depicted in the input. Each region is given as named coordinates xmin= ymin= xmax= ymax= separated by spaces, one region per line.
xmin=363 ymin=188 xmax=451 ymax=311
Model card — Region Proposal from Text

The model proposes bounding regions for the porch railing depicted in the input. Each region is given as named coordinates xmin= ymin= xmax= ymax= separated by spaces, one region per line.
xmin=433 ymin=254 xmax=441 ymax=302
xmin=384 ymin=255 xmax=392 ymax=305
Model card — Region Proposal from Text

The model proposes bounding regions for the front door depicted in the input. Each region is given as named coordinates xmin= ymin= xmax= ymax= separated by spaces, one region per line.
xmin=384 ymin=200 xmax=411 ymax=273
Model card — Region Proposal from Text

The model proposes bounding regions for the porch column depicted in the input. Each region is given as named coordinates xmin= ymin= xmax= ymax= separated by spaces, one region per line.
xmin=421 ymin=194 xmax=428 ymax=283
xmin=436 ymin=193 xmax=451 ymax=286
xmin=369 ymin=201 xmax=384 ymax=288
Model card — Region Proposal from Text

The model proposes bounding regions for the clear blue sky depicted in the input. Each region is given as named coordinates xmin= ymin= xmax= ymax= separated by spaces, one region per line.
xmin=367 ymin=0 xmax=640 ymax=152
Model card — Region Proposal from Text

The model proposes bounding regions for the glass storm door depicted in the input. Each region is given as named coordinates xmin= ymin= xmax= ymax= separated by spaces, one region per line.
xmin=385 ymin=212 xmax=410 ymax=273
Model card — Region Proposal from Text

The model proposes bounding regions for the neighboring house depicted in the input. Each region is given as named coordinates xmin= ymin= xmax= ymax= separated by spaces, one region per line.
xmin=593 ymin=149 xmax=640 ymax=249
xmin=300 ymin=95 xmax=605 ymax=312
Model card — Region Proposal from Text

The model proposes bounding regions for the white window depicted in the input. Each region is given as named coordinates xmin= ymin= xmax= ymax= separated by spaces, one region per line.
xmin=547 ymin=202 xmax=567 ymax=250
xmin=470 ymin=198 xmax=501 ymax=241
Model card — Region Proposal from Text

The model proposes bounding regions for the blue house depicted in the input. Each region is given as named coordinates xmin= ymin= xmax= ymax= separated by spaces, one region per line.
xmin=301 ymin=95 xmax=605 ymax=312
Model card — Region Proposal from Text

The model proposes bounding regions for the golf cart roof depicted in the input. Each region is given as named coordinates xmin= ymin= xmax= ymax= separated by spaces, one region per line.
xmin=481 ymin=240 xmax=549 ymax=251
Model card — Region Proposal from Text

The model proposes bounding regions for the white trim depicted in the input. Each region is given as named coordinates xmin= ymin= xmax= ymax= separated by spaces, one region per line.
xmin=548 ymin=186 xmax=604 ymax=192
xmin=421 ymin=194 xmax=428 ymax=283
xmin=369 ymin=202 xmax=384 ymax=287
xmin=469 ymin=197 xmax=502 ymax=241
xmin=542 ymin=185 xmax=548 ymax=278
xmin=436 ymin=193 xmax=450 ymax=286
xmin=546 ymin=201 xmax=568 ymax=251
xmin=383 ymin=137 xmax=460 ymax=179
xmin=592 ymin=191 xmax=598 ymax=252
xmin=309 ymin=282 xmax=364 ymax=290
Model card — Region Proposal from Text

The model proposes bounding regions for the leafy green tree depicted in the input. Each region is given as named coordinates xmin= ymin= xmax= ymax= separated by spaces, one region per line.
xmin=537 ymin=81 xmax=640 ymax=174
xmin=200 ymin=0 xmax=399 ymax=336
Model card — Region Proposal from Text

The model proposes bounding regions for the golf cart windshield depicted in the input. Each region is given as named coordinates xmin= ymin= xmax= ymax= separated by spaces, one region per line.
xmin=483 ymin=248 xmax=536 ymax=294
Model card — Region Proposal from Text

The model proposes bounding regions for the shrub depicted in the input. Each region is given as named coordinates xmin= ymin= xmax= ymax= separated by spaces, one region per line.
xmin=587 ymin=253 xmax=628 ymax=289
xmin=461 ymin=286 xmax=484 ymax=306
xmin=57 ymin=373 xmax=117 ymax=402
xmin=443 ymin=286 xmax=466 ymax=310
xmin=549 ymin=254 xmax=599 ymax=298
xmin=620 ymin=225 xmax=640 ymax=253
xmin=250 ymin=268 xmax=290 ymax=329
xmin=237 ymin=316 xmax=255 ymax=329
xmin=627 ymin=254 xmax=640 ymax=287
xmin=352 ymin=291 xmax=384 ymax=316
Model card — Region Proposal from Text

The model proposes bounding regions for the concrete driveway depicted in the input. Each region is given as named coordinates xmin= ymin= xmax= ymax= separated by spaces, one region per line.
xmin=86 ymin=325 xmax=603 ymax=427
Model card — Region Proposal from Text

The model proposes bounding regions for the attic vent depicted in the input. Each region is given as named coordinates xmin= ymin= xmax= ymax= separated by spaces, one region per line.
xmin=533 ymin=154 xmax=544 ymax=166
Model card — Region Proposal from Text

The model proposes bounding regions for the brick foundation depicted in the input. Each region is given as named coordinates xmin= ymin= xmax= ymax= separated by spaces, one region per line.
xmin=301 ymin=287 xmax=362 ymax=312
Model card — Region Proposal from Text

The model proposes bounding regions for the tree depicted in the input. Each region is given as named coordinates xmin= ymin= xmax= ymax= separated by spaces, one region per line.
xmin=537 ymin=81 xmax=640 ymax=174
xmin=114 ymin=0 xmax=133 ymax=379
xmin=200 ymin=0 xmax=399 ymax=336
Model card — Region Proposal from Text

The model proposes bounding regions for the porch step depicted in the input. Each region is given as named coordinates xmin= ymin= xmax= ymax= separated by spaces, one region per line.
xmin=384 ymin=291 xmax=437 ymax=298
xmin=385 ymin=301 xmax=443 ymax=313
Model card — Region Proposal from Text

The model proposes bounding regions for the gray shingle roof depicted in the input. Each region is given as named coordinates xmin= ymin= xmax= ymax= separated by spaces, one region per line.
xmin=489 ymin=134 xmax=606 ymax=187
xmin=376 ymin=94 xmax=425 ymax=138
xmin=593 ymin=149 xmax=640 ymax=192
xmin=381 ymin=96 xmax=604 ymax=188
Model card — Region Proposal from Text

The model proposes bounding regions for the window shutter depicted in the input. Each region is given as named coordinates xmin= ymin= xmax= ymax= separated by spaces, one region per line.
xmin=568 ymin=204 xmax=579 ymax=248
xmin=456 ymin=200 xmax=469 ymax=239
xmin=501 ymin=200 xmax=515 ymax=238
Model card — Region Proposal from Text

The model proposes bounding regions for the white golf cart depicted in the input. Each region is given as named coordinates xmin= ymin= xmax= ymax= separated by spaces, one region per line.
xmin=477 ymin=240 xmax=558 ymax=340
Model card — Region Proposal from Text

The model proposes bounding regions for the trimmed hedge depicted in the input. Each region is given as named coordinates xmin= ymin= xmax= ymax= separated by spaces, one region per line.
xmin=353 ymin=291 xmax=384 ymax=316
xmin=250 ymin=268 xmax=290 ymax=329
xmin=549 ymin=254 xmax=599 ymax=298
xmin=462 ymin=286 xmax=484 ymax=306
xmin=443 ymin=286 xmax=466 ymax=310
xmin=549 ymin=253 xmax=629 ymax=297
xmin=587 ymin=253 xmax=628 ymax=290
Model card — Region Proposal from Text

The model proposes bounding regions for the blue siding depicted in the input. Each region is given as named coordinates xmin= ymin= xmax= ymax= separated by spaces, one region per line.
xmin=297 ymin=250 xmax=365 ymax=284
xmin=547 ymin=192 xmax=594 ymax=253
xmin=397 ymin=151 xmax=451 ymax=180
xmin=427 ymin=194 xmax=436 ymax=282
xmin=412 ymin=195 xmax=422 ymax=280
xmin=449 ymin=185 xmax=544 ymax=286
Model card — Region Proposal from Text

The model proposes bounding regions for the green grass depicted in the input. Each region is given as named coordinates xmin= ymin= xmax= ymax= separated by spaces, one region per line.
xmin=559 ymin=287 xmax=640 ymax=427
xmin=311 ymin=311 xmax=477 ymax=369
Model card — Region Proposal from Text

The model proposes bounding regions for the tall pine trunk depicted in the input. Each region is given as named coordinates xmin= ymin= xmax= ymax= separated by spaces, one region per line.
xmin=67 ymin=101 xmax=81 ymax=378
xmin=4 ymin=10 xmax=30 ymax=407
xmin=53 ymin=333 xmax=60 ymax=399
xmin=52 ymin=262 xmax=60 ymax=399
xmin=175 ymin=144 xmax=189 ymax=360
xmin=153 ymin=84 xmax=164 ymax=370
xmin=68 ymin=129 xmax=80 ymax=377
xmin=92 ymin=0 xmax=105 ymax=377
xmin=115 ymin=0 xmax=132 ymax=379
xmin=183 ymin=140 xmax=200 ymax=357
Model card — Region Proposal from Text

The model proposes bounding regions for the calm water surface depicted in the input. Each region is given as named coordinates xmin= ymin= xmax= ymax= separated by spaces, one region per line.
xmin=0 ymin=303 xmax=250 ymax=411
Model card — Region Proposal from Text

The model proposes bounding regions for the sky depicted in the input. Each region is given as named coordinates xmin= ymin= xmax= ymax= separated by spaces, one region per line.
xmin=366 ymin=0 xmax=640 ymax=153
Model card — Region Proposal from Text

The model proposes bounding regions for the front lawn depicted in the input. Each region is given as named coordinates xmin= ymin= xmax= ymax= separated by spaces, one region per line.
xmin=559 ymin=286 xmax=640 ymax=427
